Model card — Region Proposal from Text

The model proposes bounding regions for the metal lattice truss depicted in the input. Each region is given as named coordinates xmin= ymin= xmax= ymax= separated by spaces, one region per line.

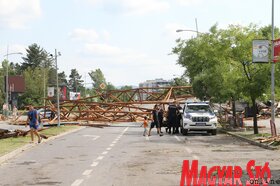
xmin=45 ymin=86 xmax=193 ymax=123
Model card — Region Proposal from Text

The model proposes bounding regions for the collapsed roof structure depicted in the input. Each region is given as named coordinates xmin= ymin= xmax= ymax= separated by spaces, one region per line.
xmin=44 ymin=86 xmax=193 ymax=123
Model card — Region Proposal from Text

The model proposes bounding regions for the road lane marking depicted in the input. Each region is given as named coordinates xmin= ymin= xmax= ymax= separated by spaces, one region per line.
xmin=71 ymin=179 xmax=84 ymax=186
xmin=83 ymin=169 xmax=93 ymax=176
xmin=82 ymin=135 xmax=100 ymax=141
xmin=145 ymin=136 xmax=149 ymax=140
xmin=192 ymin=155 xmax=200 ymax=160
xmin=102 ymin=151 xmax=108 ymax=155
xmin=174 ymin=135 xmax=181 ymax=142
xmin=97 ymin=156 xmax=104 ymax=160
xmin=185 ymin=147 xmax=193 ymax=154
xmin=91 ymin=162 xmax=99 ymax=167
xmin=122 ymin=127 xmax=129 ymax=133
xmin=72 ymin=128 xmax=131 ymax=186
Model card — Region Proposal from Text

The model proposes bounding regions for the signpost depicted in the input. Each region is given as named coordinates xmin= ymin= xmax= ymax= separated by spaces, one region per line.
xmin=47 ymin=87 xmax=54 ymax=97
xmin=273 ymin=38 xmax=280 ymax=62
xmin=99 ymin=83 xmax=106 ymax=90
xmin=252 ymin=40 xmax=269 ymax=63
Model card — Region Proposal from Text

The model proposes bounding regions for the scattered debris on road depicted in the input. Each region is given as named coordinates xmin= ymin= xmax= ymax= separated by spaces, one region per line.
xmin=0 ymin=128 xmax=48 ymax=140
xmin=257 ymin=135 xmax=280 ymax=146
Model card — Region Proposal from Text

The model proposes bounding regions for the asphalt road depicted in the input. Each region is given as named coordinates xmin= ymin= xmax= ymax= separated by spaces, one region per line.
xmin=0 ymin=123 xmax=280 ymax=186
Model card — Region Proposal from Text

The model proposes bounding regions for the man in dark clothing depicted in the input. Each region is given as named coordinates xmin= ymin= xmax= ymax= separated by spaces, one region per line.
xmin=158 ymin=107 xmax=164 ymax=133
xmin=148 ymin=104 xmax=163 ymax=136
xmin=175 ymin=103 xmax=183 ymax=134
xmin=167 ymin=103 xmax=177 ymax=134
xmin=26 ymin=105 xmax=41 ymax=143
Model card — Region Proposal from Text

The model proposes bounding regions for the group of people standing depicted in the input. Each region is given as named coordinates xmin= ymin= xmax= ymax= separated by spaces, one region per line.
xmin=142 ymin=103 xmax=182 ymax=136
xmin=166 ymin=103 xmax=182 ymax=134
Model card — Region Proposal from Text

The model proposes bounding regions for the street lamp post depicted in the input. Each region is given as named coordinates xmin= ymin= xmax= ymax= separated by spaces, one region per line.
xmin=176 ymin=18 xmax=200 ymax=36
xmin=176 ymin=29 xmax=202 ymax=35
xmin=54 ymin=49 xmax=61 ymax=127
xmin=43 ymin=60 xmax=46 ymax=108
xmin=3 ymin=50 xmax=23 ymax=116
xmin=271 ymin=0 xmax=277 ymax=136
xmin=43 ymin=60 xmax=47 ymax=118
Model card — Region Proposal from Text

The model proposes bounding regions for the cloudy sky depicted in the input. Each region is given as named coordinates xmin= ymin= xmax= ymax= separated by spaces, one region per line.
xmin=0 ymin=0 xmax=279 ymax=86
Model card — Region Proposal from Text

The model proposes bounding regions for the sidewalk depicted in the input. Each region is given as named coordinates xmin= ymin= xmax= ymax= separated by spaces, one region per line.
xmin=0 ymin=121 xmax=29 ymax=131
xmin=221 ymin=117 xmax=280 ymax=150
xmin=0 ymin=122 xmax=84 ymax=165
xmin=243 ymin=117 xmax=280 ymax=134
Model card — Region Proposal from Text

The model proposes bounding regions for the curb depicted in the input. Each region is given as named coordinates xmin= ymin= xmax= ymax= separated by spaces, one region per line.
xmin=0 ymin=126 xmax=85 ymax=165
xmin=219 ymin=129 xmax=279 ymax=151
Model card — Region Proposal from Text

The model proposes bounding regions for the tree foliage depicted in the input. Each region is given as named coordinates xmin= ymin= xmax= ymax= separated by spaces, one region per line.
xmin=21 ymin=43 xmax=52 ymax=71
xmin=88 ymin=69 xmax=107 ymax=90
xmin=19 ymin=68 xmax=45 ymax=106
xmin=173 ymin=24 xmax=279 ymax=134
xmin=0 ymin=43 xmax=117 ymax=107
xmin=68 ymin=69 xmax=84 ymax=93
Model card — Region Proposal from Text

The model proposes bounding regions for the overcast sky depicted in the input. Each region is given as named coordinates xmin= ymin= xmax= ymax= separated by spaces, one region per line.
xmin=0 ymin=0 xmax=279 ymax=86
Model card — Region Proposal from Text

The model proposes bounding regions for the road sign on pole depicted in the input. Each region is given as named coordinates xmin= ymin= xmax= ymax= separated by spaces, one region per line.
xmin=99 ymin=83 xmax=106 ymax=90
xmin=252 ymin=40 xmax=269 ymax=63
xmin=273 ymin=38 xmax=280 ymax=62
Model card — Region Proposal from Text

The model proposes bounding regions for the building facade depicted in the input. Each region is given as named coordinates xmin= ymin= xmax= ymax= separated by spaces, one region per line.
xmin=139 ymin=78 xmax=171 ymax=100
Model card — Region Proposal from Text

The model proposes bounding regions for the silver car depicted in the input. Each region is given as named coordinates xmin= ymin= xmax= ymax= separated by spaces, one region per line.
xmin=37 ymin=108 xmax=53 ymax=119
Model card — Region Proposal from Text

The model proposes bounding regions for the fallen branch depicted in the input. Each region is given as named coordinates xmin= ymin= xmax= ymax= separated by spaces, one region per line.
xmin=259 ymin=136 xmax=280 ymax=144
xmin=17 ymin=129 xmax=48 ymax=139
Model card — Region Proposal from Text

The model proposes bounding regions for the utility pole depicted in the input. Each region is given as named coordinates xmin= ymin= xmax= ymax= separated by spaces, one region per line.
xmin=195 ymin=18 xmax=199 ymax=37
xmin=5 ymin=46 xmax=9 ymax=116
xmin=55 ymin=49 xmax=61 ymax=127
xmin=271 ymin=0 xmax=277 ymax=136
xmin=43 ymin=60 xmax=46 ymax=117
xmin=3 ymin=48 xmax=23 ymax=117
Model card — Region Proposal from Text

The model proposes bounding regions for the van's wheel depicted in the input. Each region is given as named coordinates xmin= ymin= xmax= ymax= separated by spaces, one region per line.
xmin=211 ymin=129 xmax=217 ymax=135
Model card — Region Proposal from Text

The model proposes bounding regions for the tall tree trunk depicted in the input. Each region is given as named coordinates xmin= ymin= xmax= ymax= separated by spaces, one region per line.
xmin=251 ymin=97 xmax=258 ymax=134
xmin=232 ymin=97 xmax=236 ymax=127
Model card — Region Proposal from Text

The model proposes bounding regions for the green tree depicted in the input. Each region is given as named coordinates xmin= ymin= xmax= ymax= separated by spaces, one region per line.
xmin=106 ymin=82 xmax=116 ymax=91
xmin=47 ymin=68 xmax=57 ymax=87
xmin=88 ymin=68 xmax=107 ymax=90
xmin=19 ymin=67 xmax=45 ymax=106
xmin=172 ymin=24 xmax=235 ymax=103
xmin=120 ymin=85 xmax=133 ymax=90
xmin=171 ymin=75 xmax=189 ymax=87
xmin=118 ymin=85 xmax=133 ymax=102
xmin=173 ymin=24 xmax=274 ymax=134
xmin=68 ymin=69 xmax=84 ymax=92
xmin=58 ymin=71 xmax=68 ymax=86
xmin=0 ymin=60 xmax=22 ymax=106
xmin=226 ymin=24 xmax=271 ymax=134
xmin=21 ymin=43 xmax=51 ymax=71
xmin=0 ymin=60 xmax=8 ymax=105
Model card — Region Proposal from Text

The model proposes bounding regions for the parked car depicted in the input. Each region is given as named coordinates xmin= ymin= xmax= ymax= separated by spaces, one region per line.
xmin=180 ymin=101 xmax=218 ymax=135
xmin=37 ymin=108 xmax=54 ymax=119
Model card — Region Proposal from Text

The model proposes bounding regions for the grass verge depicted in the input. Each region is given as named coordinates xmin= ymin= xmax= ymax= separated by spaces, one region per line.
xmin=238 ymin=132 xmax=280 ymax=146
xmin=238 ymin=133 xmax=271 ymax=140
xmin=0 ymin=125 xmax=80 ymax=157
